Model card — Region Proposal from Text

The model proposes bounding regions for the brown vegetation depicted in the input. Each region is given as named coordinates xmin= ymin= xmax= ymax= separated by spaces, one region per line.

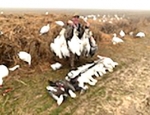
xmin=0 ymin=12 xmax=149 ymax=70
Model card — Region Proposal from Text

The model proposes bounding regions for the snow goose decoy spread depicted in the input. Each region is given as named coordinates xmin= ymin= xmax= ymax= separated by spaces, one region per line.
xmin=18 ymin=51 xmax=31 ymax=66
xmin=112 ymin=33 xmax=124 ymax=45
xmin=39 ymin=23 xmax=50 ymax=35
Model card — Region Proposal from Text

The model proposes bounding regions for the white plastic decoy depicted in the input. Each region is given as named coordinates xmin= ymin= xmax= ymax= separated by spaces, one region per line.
xmin=119 ymin=30 xmax=125 ymax=38
xmin=55 ymin=21 xmax=64 ymax=26
xmin=136 ymin=32 xmax=145 ymax=38
xmin=18 ymin=51 xmax=31 ymax=66
xmin=40 ymin=24 xmax=50 ymax=35
xmin=0 ymin=65 xmax=9 ymax=86
xmin=112 ymin=33 xmax=124 ymax=45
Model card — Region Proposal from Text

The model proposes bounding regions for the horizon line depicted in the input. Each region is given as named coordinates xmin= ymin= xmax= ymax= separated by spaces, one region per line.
xmin=0 ymin=7 xmax=150 ymax=11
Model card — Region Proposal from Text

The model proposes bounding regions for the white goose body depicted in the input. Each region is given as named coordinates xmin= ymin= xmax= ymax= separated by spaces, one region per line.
xmin=68 ymin=28 xmax=82 ymax=56
xmin=46 ymin=86 xmax=64 ymax=106
xmin=59 ymin=31 xmax=70 ymax=58
xmin=112 ymin=33 xmax=124 ymax=45
xmin=136 ymin=32 xmax=145 ymax=38
xmin=68 ymin=89 xmax=76 ymax=98
xmin=0 ymin=65 xmax=9 ymax=85
xmin=50 ymin=28 xmax=70 ymax=58
xmin=18 ymin=51 xmax=31 ymax=66
xmin=80 ymin=29 xmax=91 ymax=57
xmin=119 ymin=30 xmax=125 ymax=38
xmin=93 ymin=63 xmax=107 ymax=77
xmin=55 ymin=21 xmax=64 ymax=26
xmin=50 ymin=62 xmax=62 ymax=70
xmin=50 ymin=36 xmax=63 ymax=59
xmin=0 ymin=64 xmax=20 ymax=85
xmin=57 ymin=95 xmax=64 ymax=106
xmin=40 ymin=24 xmax=50 ymax=35
xmin=97 ymin=55 xmax=118 ymax=72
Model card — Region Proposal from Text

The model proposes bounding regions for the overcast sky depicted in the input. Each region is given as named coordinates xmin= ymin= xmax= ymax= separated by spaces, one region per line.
xmin=0 ymin=0 xmax=149 ymax=10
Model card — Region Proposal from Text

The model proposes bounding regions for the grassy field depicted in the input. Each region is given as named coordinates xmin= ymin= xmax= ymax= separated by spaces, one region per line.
xmin=0 ymin=9 xmax=150 ymax=115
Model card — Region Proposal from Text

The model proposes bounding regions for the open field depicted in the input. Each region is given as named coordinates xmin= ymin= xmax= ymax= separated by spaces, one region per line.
xmin=0 ymin=9 xmax=150 ymax=115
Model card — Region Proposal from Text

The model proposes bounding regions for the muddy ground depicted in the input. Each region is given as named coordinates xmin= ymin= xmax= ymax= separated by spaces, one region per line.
xmin=0 ymin=10 xmax=150 ymax=115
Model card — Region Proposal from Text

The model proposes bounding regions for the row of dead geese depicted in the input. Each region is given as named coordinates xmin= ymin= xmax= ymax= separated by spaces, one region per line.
xmin=46 ymin=55 xmax=118 ymax=105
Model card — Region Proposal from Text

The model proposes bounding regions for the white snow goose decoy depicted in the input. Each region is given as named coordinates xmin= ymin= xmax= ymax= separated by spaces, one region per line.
xmin=55 ymin=21 xmax=64 ymax=26
xmin=0 ymin=64 xmax=20 ymax=86
xmin=18 ymin=51 xmax=31 ymax=66
xmin=119 ymin=30 xmax=125 ymax=38
xmin=39 ymin=23 xmax=50 ymax=35
xmin=112 ymin=33 xmax=124 ymax=45
xmin=136 ymin=32 xmax=145 ymax=38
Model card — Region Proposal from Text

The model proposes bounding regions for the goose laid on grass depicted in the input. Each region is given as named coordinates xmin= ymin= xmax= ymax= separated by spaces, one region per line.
xmin=97 ymin=55 xmax=118 ymax=72
xmin=46 ymin=80 xmax=76 ymax=105
xmin=46 ymin=85 xmax=66 ymax=106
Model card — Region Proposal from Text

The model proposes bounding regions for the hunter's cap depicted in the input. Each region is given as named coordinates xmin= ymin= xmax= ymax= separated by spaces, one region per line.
xmin=73 ymin=13 xmax=80 ymax=18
